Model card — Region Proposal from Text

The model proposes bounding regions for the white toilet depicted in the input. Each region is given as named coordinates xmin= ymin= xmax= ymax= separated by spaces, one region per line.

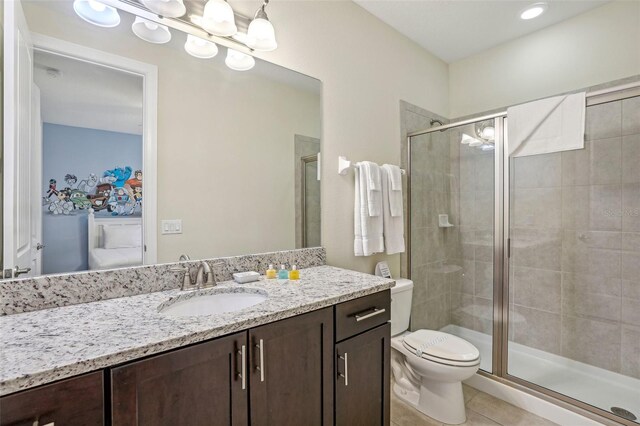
xmin=390 ymin=278 xmax=480 ymax=425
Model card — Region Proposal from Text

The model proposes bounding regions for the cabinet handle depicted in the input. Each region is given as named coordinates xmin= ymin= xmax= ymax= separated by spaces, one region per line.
xmin=354 ymin=307 xmax=386 ymax=322
xmin=338 ymin=353 xmax=349 ymax=386
xmin=237 ymin=345 xmax=246 ymax=390
xmin=255 ymin=339 xmax=265 ymax=382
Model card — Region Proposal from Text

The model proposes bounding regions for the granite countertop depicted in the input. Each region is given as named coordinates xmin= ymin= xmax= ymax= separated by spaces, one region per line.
xmin=0 ymin=265 xmax=394 ymax=396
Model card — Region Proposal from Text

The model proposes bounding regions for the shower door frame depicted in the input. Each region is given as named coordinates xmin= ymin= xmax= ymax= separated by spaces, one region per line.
xmin=406 ymin=81 xmax=640 ymax=426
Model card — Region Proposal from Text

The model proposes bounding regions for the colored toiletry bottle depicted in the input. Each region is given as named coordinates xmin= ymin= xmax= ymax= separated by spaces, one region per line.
xmin=266 ymin=264 xmax=277 ymax=279
xmin=278 ymin=264 xmax=289 ymax=280
xmin=289 ymin=265 xmax=300 ymax=281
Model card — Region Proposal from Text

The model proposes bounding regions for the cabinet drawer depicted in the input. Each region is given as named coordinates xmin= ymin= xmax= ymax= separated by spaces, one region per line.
xmin=335 ymin=290 xmax=390 ymax=342
xmin=0 ymin=371 xmax=104 ymax=426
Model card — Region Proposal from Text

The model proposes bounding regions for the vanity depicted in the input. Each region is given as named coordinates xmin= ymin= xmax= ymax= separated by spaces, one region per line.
xmin=0 ymin=263 xmax=393 ymax=426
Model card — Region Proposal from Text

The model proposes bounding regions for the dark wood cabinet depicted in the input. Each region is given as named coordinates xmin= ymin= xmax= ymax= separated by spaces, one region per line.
xmin=335 ymin=323 xmax=391 ymax=426
xmin=249 ymin=307 xmax=334 ymax=426
xmin=111 ymin=331 xmax=248 ymax=426
xmin=2 ymin=291 xmax=390 ymax=426
xmin=0 ymin=371 xmax=104 ymax=426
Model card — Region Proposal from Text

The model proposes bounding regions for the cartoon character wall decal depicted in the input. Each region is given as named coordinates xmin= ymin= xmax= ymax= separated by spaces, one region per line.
xmin=103 ymin=166 xmax=132 ymax=188
xmin=46 ymin=179 xmax=58 ymax=199
xmin=44 ymin=166 xmax=142 ymax=216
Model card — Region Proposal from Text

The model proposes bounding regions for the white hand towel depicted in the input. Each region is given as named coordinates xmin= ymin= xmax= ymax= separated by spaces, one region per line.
xmin=508 ymin=92 xmax=585 ymax=157
xmin=354 ymin=167 xmax=364 ymax=256
xmin=355 ymin=162 xmax=384 ymax=256
xmin=381 ymin=166 xmax=405 ymax=255
xmin=382 ymin=164 xmax=403 ymax=217
xmin=360 ymin=161 xmax=382 ymax=217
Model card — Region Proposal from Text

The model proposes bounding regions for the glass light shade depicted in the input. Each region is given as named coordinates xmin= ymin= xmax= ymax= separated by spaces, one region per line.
xmin=246 ymin=18 xmax=277 ymax=51
xmin=184 ymin=35 xmax=219 ymax=59
xmin=481 ymin=144 xmax=495 ymax=151
xmin=73 ymin=0 xmax=121 ymax=28
xmin=201 ymin=0 xmax=237 ymax=36
xmin=141 ymin=0 xmax=186 ymax=18
xmin=132 ymin=17 xmax=172 ymax=44
xmin=225 ymin=49 xmax=255 ymax=71
xmin=481 ymin=125 xmax=495 ymax=140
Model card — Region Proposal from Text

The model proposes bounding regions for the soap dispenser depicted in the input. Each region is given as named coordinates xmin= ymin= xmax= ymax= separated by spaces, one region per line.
xmin=266 ymin=264 xmax=277 ymax=279
xmin=289 ymin=265 xmax=300 ymax=281
xmin=277 ymin=264 xmax=289 ymax=280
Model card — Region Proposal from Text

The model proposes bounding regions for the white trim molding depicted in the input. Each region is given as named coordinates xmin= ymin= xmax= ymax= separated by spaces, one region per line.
xmin=30 ymin=33 xmax=159 ymax=265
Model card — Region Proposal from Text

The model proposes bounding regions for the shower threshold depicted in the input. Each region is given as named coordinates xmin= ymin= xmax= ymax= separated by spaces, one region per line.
xmin=442 ymin=324 xmax=640 ymax=423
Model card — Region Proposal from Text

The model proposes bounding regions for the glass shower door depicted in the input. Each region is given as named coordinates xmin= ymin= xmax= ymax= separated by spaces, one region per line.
xmin=409 ymin=118 xmax=497 ymax=373
xmin=506 ymin=96 xmax=640 ymax=423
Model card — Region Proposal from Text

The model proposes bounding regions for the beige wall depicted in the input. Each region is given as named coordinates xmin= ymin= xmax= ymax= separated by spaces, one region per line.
xmin=23 ymin=2 xmax=321 ymax=262
xmin=238 ymin=1 xmax=450 ymax=276
xmin=449 ymin=1 xmax=640 ymax=118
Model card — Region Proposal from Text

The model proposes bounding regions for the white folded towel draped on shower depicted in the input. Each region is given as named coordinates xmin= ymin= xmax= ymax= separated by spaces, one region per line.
xmin=354 ymin=162 xmax=384 ymax=256
xmin=507 ymin=92 xmax=586 ymax=157
xmin=381 ymin=164 xmax=405 ymax=255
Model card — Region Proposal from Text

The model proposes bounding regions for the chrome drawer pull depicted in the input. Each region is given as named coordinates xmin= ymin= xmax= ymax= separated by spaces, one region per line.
xmin=255 ymin=339 xmax=265 ymax=382
xmin=354 ymin=307 xmax=386 ymax=322
xmin=237 ymin=345 xmax=246 ymax=390
xmin=338 ymin=353 xmax=349 ymax=386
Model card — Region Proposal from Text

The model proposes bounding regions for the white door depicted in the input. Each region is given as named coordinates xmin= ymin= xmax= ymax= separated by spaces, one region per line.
xmin=31 ymin=84 xmax=43 ymax=276
xmin=3 ymin=0 xmax=35 ymax=279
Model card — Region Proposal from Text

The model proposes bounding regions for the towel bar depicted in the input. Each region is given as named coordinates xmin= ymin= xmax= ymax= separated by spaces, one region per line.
xmin=337 ymin=156 xmax=406 ymax=176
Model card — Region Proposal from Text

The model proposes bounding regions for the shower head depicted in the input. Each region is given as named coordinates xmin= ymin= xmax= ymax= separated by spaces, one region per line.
xmin=430 ymin=119 xmax=444 ymax=127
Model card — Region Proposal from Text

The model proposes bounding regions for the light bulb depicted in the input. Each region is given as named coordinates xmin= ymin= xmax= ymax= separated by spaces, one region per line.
xmin=246 ymin=17 xmax=277 ymax=51
xmin=481 ymin=126 xmax=495 ymax=140
xmin=184 ymin=34 xmax=219 ymax=59
xmin=141 ymin=0 xmax=186 ymax=18
xmin=225 ymin=49 xmax=255 ymax=71
xmin=88 ymin=0 xmax=106 ymax=12
xmin=201 ymin=0 xmax=237 ymax=36
xmin=73 ymin=0 xmax=121 ymax=27
xmin=520 ymin=3 xmax=547 ymax=20
xmin=132 ymin=17 xmax=171 ymax=44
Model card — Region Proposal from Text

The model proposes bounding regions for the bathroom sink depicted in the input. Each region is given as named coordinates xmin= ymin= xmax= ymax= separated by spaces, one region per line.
xmin=159 ymin=288 xmax=268 ymax=317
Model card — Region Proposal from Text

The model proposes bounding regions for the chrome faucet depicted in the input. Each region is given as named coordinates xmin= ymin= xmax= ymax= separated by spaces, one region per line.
xmin=170 ymin=260 xmax=219 ymax=291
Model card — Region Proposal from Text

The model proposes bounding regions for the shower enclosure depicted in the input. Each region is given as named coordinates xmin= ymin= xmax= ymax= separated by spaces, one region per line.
xmin=407 ymin=82 xmax=640 ymax=425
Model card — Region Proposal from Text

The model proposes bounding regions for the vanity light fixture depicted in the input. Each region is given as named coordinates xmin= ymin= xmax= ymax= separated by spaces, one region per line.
xmin=184 ymin=34 xmax=219 ymax=59
xmin=73 ymin=0 xmax=121 ymax=28
xmin=132 ymin=16 xmax=172 ymax=43
xmin=520 ymin=2 xmax=547 ymax=20
xmin=141 ymin=0 xmax=186 ymax=18
xmin=246 ymin=0 xmax=277 ymax=51
xmin=201 ymin=0 xmax=238 ymax=37
xmin=476 ymin=122 xmax=495 ymax=141
xmin=225 ymin=48 xmax=255 ymax=71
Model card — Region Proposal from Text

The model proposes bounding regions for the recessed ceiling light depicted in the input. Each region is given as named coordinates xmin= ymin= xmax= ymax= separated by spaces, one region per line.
xmin=520 ymin=2 xmax=547 ymax=20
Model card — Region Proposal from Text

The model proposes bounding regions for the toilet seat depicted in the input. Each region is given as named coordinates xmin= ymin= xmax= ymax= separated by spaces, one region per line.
xmin=403 ymin=330 xmax=480 ymax=367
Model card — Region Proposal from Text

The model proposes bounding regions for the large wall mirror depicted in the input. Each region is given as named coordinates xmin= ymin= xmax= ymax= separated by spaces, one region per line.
xmin=3 ymin=0 xmax=322 ymax=278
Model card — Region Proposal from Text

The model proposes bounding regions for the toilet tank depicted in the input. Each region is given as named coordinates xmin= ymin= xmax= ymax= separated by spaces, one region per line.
xmin=390 ymin=278 xmax=413 ymax=336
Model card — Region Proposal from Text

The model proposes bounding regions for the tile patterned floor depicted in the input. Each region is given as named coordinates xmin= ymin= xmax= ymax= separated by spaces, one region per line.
xmin=391 ymin=384 xmax=559 ymax=426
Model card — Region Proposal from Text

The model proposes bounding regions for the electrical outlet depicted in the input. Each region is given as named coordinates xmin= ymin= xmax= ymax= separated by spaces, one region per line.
xmin=161 ymin=219 xmax=182 ymax=235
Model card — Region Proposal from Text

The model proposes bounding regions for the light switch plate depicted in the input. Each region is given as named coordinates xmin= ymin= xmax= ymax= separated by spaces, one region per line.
xmin=161 ymin=219 xmax=182 ymax=234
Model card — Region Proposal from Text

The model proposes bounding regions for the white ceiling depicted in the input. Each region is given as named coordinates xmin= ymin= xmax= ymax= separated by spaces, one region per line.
xmin=354 ymin=0 xmax=610 ymax=63
xmin=34 ymin=50 xmax=144 ymax=135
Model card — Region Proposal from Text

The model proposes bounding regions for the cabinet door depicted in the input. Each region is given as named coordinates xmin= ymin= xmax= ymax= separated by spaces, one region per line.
xmin=0 ymin=371 xmax=104 ymax=426
xmin=249 ymin=307 xmax=333 ymax=426
xmin=111 ymin=332 xmax=248 ymax=426
xmin=335 ymin=323 xmax=390 ymax=426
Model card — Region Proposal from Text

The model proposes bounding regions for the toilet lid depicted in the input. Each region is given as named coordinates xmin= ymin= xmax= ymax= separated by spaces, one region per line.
xmin=403 ymin=330 xmax=480 ymax=363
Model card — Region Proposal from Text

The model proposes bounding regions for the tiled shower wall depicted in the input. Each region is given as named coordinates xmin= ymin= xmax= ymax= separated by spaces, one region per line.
xmin=509 ymin=96 xmax=640 ymax=379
